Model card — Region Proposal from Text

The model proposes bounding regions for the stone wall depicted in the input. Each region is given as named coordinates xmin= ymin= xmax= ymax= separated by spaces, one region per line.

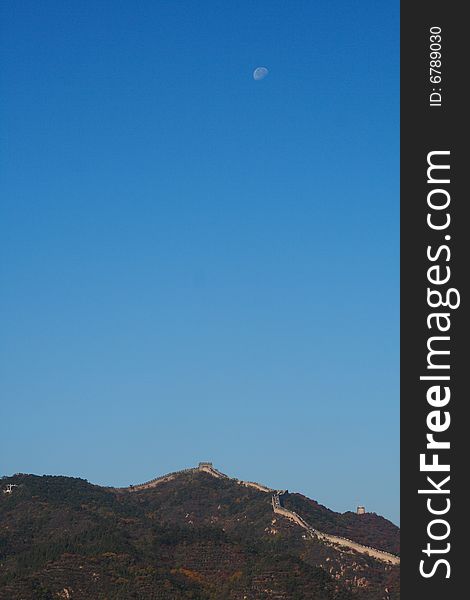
xmin=271 ymin=493 xmax=400 ymax=566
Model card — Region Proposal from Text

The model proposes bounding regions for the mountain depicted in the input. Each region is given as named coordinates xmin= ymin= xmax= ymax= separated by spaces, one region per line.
xmin=0 ymin=464 xmax=399 ymax=600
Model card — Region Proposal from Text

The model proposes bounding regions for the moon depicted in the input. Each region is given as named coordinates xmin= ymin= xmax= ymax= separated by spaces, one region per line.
xmin=253 ymin=67 xmax=269 ymax=81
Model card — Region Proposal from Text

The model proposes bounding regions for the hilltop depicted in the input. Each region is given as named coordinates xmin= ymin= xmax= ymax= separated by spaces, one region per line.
xmin=0 ymin=464 xmax=399 ymax=600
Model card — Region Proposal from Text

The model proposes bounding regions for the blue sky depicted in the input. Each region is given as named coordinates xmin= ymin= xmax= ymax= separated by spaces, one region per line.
xmin=0 ymin=1 xmax=399 ymax=523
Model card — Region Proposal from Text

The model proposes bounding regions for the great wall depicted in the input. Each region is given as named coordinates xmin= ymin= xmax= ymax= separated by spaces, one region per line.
xmin=271 ymin=492 xmax=400 ymax=565
xmin=115 ymin=462 xmax=275 ymax=494
xmin=114 ymin=462 xmax=400 ymax=566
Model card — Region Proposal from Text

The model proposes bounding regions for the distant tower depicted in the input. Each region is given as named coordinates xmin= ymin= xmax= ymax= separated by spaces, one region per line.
xmin=198 ymin=462 xmax=213 ymax=469
xmin=357 ymin=505 xmax=366 ymax=515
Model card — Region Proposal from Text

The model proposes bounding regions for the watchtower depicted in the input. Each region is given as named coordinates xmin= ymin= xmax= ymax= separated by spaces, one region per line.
xmin=198 ymin=462 xmax=213 ymax=469
xmin=357 ymin=505 xmax=366 ymax=515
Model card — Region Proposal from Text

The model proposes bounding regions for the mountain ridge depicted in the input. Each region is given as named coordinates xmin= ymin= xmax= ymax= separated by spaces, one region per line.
xmin=0 ymin=464 xmax=400 ymax=600
xmin=111 ymin=462 xmax=399 ymax=563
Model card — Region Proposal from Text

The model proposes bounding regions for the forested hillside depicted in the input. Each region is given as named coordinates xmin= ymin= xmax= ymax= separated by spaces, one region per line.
xmin=0 ymin=472 xmax=399 ymax=600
